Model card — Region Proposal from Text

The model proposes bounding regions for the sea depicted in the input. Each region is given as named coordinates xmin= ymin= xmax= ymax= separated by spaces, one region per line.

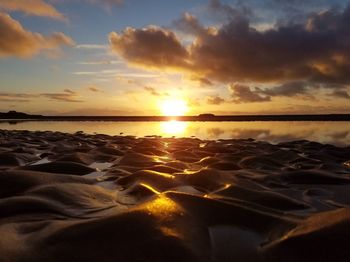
xmin=1 ymin=120 xmax=349 ymax=147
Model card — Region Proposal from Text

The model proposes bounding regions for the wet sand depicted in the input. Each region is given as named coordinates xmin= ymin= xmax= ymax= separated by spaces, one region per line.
xmin=0 ymin=129 xmax=350 ymax=261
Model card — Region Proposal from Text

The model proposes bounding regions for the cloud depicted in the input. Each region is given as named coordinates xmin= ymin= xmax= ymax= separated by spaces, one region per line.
xmin=109 ymin=26 xmax=189 ymax=69
xmin=0 ymin=0 xmax=123 ymax=20
xmin=259 ymin=81 xmax=315 ymax=100
xmin=0 ymin=13 xmax=74 ymax=58
xmin=230 ymin=84 xmax=271 ymax=103
xmin=172 ymin=12 xmax=208 ymax=36
xmin=116 ymin=73 xmax=160 ymax=78
xmin=207 ymin=95 xmax=225 ymax=105
xmin=109 ymin=3 xmax=350 ymax=88
xmin=78 ymin=60 xmax=121 ymax=65
xmin=0 ymin=90 xmax=83 ymax=103
xmin=72 ymin=71 xmax=97 ymax=75
xmin=330 ymin=90 xmax=350 ymax=99
xmin=198 ymin=77 xmax=213 ymax=86
xmin=88 ymin=86 xmax=100 ymax=92
xmin=0 ymin=98 xmax=30 ymax=102
xmin=188 ymin=9 xmax=350 ymax=84
xmin=40 ymin=90 xmax=83 ymax=102
xmin=63 ymin=88 xmax=75 ymax=94
xmin=75 ymin=44 xmax=108 ymax=50
xmin=207 ymin=81 xmax=317 ymax=104
xmin=227 ymin=81 xmax=317 ymax=103
xmin=144 ymin=86 xmax=169 ymax=97
xmin=261 ymin=82 xmax=309 ymax=96
xmin=0 ymin=0 xmax=66 ymax=20
xmin=0 ymin=93 xmax=36 ymax=102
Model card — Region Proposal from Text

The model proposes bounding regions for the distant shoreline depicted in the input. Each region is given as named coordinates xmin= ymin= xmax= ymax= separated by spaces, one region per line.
xmin=1 ymin=114 xmax=350 ymax=121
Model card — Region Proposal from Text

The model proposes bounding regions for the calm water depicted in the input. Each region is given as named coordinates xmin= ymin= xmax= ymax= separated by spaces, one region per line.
xmin=1 ymin=120 xmax=350 ymax=146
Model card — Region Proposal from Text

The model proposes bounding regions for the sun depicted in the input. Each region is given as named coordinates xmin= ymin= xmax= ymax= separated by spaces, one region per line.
xmin=160 ymin=99 xmax=189 ymax=116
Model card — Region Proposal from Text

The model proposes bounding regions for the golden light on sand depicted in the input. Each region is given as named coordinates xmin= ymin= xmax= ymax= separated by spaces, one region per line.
xmin=161 ymin=120 xmax=188 ymax=136
xmin=160 ymin=99 xmax=188 ymax=116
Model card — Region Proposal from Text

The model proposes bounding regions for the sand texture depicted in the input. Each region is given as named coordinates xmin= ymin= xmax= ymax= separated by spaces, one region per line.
xmin=0 ymin=129 xmax=350 ymax=261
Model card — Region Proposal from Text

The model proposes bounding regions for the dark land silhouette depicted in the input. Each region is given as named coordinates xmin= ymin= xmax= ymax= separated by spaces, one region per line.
xmin=1 ymin=111 xmax=350 ymax=121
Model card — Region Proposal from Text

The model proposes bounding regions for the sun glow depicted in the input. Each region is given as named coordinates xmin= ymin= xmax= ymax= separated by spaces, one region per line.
xmin=161 ymin=121 xmax=188 ymax=136
xmin=160 ymin=99 xmax=188 ymax=116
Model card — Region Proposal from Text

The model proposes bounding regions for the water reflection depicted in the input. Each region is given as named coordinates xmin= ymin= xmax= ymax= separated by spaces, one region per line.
xmin=160 ymin=121 xmax=188 ymax=136
xmin=0 ymin=120 xmax=349 ymax=146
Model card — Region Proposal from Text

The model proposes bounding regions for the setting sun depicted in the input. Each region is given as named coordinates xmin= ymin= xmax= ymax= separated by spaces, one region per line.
xmin=160 ymin=99 xmax=189 ymax=116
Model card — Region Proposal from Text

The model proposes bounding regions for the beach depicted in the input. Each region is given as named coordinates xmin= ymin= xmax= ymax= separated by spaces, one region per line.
xmin=1 ymin=129 xmax=350 ymax=261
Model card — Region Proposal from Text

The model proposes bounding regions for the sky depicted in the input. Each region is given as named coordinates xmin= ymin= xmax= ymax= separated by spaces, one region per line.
xmin=1 ymin=0 xmax=350 ymax=116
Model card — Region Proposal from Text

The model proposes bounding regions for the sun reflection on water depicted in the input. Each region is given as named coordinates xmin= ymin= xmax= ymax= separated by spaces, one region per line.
xmin=2 ymin=121 xmax=350 ymax=145
xmin=160 ymin=120 xmax=188 ymax=136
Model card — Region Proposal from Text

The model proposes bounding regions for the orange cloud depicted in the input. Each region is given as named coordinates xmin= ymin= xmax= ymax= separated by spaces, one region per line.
xmin=0 ymin=12 xmax=74 ymax=58
xmin=0 ymin=0 xmax=65 ymax=21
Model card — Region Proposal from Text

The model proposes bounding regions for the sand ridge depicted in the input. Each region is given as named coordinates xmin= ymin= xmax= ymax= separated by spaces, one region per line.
xmin=0 ymin=129 xmax=350 ymax=261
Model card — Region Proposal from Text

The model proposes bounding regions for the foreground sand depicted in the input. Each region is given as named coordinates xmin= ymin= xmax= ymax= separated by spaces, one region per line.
xmin=0 ymin=130 xmax=350 ymax=262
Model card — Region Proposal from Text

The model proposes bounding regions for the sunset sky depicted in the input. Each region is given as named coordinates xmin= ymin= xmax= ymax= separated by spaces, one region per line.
xmin=1 ymin=0 xmax=350 ymax=116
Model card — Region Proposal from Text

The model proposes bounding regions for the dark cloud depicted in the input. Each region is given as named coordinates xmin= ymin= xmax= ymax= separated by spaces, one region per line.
xmin=230 ymin=84 xmax=271 ymax=103
xmin=207 ymin=95 xmax=225 ymax=105
xmin=172 ymin=12 xmax=207 ymax=36
xmin=330 ymin=90 xmax=350 ymax=99
xmin=190 ymin=7 xmax=350 ymax=84
xmin=260 ymin=82 xmax=315 ymax=100
xmin=230 ymin=81 xmax=318 ymax=103
xmin=208 ymin=81 xmax=317 ymax=104
xmin=109 ymin=26 xmax=188 ymax=69
xmin=0 ymin=13 xmax=74 ymax=58
xmin=109 ymin=3 xmax=350 ymax=88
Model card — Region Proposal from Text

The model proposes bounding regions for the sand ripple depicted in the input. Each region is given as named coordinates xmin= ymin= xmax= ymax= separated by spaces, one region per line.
xmin=0 ymin=130 xmax=350 ymax=261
